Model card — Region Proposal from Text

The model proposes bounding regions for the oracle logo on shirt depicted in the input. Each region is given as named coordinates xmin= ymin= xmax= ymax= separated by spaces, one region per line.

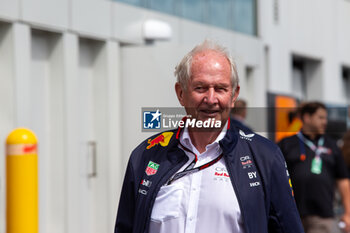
xmin=240 ymin=155 xmax=253 ymax=169
xmin=240 ymin=155 xmax=251 ymax=161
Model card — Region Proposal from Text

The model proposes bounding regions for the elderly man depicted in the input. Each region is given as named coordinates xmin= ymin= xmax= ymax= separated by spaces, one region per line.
xmin=114 ymin=41 xmax=304 ymax=233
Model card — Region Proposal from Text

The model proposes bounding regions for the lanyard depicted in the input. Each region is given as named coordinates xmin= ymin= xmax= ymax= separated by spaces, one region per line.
xmin=297 ymin=132 xmax=327 ymax=174
xmin=167 ymin=143 xmax=223 ymax=185
xmin=297 ymin=132 xmax=326 ymax=157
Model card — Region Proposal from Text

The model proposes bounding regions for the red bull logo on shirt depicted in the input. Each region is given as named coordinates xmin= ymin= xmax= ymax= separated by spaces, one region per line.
xmin=146 ymin=132 xmax=173 ymax=149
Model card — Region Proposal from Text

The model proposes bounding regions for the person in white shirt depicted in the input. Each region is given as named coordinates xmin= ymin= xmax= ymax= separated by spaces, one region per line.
xmin=114 ymin=40 xmax=304 ymax=233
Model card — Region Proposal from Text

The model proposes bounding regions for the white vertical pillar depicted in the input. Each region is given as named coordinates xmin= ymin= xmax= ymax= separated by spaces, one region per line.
xmin=48 ymin=32 xmax=66 ymax=233
xmin=0 ymin=22 xmax=15 ymax=233
xmin=254 ymin=47 xmax=267 ymax=107
xmin=105 ymin=40 xmax=123 ymax=232
xmin=62 ymin=32 xmax=80 ymax=233
xmin=93 ymin=40 xmax=109 ymax=233
xmin=12 ymin=23 xmax=31 ymax=126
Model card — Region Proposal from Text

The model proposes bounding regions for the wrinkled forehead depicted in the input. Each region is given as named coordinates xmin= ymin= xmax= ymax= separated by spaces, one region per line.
xmin=190 ymin=50 xmax=232 ymax=80
xmin=191 ymin=50 xmax=230 ymax=68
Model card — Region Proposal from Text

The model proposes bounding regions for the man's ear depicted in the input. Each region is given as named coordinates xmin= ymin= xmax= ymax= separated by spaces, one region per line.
xmin=231 ymin=85 xmax=240 ymax=108
xmin=175 ymin=82 xmax=185 ymax=106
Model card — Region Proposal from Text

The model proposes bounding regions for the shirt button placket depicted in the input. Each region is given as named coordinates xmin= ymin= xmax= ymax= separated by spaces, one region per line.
xmin=185 ymin=172 xmax=201 ymax=233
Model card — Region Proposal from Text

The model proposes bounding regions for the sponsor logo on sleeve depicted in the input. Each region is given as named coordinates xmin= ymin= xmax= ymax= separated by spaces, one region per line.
xmin=145 ymin=161 xmax=160 ymax=176
xmin=146 ymin=132 xmax=173 ymax=149
xmin=138 ymin=189 xmax=148 ymax=195
xmin=141 ymin=179 xmax=152 ymax=187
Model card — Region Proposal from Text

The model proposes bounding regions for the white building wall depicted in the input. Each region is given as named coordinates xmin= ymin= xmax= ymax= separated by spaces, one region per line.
xmin=0 ymin=0 xmax=19 ymax=21
xmin=261 ymin=0 xmax=350 ymax=103
xmin=0 ymin=1 xmax=123 ymax=232
xmin=71 ymin=0 xmax=112 ymax=38
xmin=259 ymin=0 xmax=291 ymax=94
xmin=21 ymin=0 xmax=69 ymax=31
xmin=338 ymin=0 xmax=350 ymax=65
xmin=288 ymin=0 xmax=336 ymax=103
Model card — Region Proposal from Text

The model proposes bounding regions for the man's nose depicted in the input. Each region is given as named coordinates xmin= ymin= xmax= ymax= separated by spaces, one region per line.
xmin=205 ymin=88 xmax=218 ymax=105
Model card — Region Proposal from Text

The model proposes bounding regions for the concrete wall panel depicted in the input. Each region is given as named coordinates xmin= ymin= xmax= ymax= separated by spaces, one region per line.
xmin=71 ymin=0 xmax=112 ymax=39
xmin=0 ymin=0 xmax=19 ymax=21
xmin=21 ymin=0 xmax=69 ymax=31
xmin=288 ymin=0 xmax=333 ymax=58
xmin=337 ymin=0 xmax=350 ymax=64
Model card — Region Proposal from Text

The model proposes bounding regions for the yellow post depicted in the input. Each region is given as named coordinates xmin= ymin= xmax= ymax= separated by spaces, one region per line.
xmin=6 ymin=128 xmax=38 ymax=233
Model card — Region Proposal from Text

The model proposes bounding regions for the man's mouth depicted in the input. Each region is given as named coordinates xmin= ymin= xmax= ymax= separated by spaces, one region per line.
xmin=199 ymin=109 xmax=220 ymax=117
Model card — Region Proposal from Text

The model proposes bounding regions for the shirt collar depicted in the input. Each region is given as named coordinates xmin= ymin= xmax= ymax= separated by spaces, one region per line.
xmin=300 ymin=130 xmax=322 ymax=143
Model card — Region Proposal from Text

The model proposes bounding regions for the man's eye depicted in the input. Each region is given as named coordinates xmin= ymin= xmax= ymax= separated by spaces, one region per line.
xmin=216 ymin=87 xmax=227 ymax=91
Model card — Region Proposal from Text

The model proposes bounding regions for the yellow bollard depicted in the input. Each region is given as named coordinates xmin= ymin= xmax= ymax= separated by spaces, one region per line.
xmin=6 ymin=128 xmax=38 ymax=233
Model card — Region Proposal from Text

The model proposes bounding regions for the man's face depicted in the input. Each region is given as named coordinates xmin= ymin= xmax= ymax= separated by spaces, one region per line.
xmin=303 ymin=108 xmax=328 ymax=135
xmin=175 ymin=50 xmax=239 ymax=127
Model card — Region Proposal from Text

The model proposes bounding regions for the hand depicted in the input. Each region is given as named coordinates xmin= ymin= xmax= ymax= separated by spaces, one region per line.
xmin=340 ymin=213 xmax=350 ymax=233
